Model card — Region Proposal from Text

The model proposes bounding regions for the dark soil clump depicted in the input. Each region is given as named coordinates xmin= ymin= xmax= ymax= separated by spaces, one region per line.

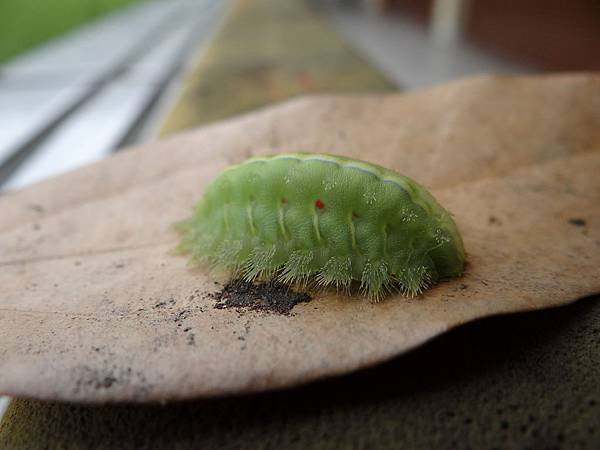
xmin=212 ymin=280 xmax=311 ymax=315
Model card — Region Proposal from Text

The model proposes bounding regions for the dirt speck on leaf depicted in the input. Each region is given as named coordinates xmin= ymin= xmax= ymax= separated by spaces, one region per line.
xmin=568 ymin=218 xmax=586 ymax=227
xmin=488 ymin=215 xmax=502 ymax=226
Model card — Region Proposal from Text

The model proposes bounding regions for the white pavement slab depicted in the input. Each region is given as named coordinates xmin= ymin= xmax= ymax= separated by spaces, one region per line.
xmin=0 ymin=87 xmax=88 ymax=166
xmin=3 ymin=84 xmax=155 ymax=190
xmin=0 ymin=0 xmax=179 ymax=163
xmin=0 ymin=0 xmax=225 ymax=189
xmin=0 ymin=0 xmax=221 ymax=175
xmin=323 ymin=6 xmax=532 ymax=89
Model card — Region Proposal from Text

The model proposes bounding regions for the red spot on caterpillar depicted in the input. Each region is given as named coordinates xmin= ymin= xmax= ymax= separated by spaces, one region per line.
xmin=315 ymin=199 xmax=325 ymax=209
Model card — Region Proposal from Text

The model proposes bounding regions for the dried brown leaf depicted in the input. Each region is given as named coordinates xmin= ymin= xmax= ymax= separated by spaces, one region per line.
xmin=0 ymin=74 xmax=599 ymax=402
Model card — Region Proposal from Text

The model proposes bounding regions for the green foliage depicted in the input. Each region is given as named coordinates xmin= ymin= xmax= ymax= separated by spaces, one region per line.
xmin=0 ymin=0 xmax=144 ymax=63
xmin=179 ymin=153 xmax=466 ymax=300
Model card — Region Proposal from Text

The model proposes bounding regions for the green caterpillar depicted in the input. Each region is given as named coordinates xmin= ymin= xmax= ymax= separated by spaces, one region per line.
xmin=178 ymin=153 xmax=465 ymax=300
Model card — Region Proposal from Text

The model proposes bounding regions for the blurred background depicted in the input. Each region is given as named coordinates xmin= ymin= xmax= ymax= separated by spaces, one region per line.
xmin=0 ymin=0 xmax=598 ymax=192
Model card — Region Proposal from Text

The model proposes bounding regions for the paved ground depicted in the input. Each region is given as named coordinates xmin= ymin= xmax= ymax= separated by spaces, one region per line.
xmin=318 ymin=0 xmax=530 ymax=89
xmin=158 ymin=0 xmax=393 ymax=135
xmin=0 ymin=0 xmax=227 ymax=190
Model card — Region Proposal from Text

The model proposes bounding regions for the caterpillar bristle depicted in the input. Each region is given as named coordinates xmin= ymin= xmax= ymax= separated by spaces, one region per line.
xmin=397 ymin=265 xmax=432 ymax=297
xmin=242 ymin=246 xmax=278 ymax=281
xmin=215 ymin=240 xmax=244 ymax=267
xmin=278 ymin=250 xmax=314 ymax=286
xmin=316 ymin=256 xmax=352 ymax=290
xmin=360 ymin=259 xmax=394 ymax=301
xmin=188 ymin=238 xmax=436 ymax=301
xmin=189 ymin=241 xmax=213 ymax=265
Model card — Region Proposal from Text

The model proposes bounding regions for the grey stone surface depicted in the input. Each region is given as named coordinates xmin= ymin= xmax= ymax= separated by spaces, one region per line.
xmin=321 ymin=4 xmax=532 ymax=89
xmin=0 ymin=0 xmax=173 ymax=166
xmin=2 ymin=84 xmax=155 ymax=190
xmin=0 ymin=0 xmax=223 ymax=186
xmin=2 ymin=4 xmax=219 ymax=190
xmin=0 ymin=87 xmax=88 ymax=167
xmin=1 ymin=295 xmax=598 ymax=449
